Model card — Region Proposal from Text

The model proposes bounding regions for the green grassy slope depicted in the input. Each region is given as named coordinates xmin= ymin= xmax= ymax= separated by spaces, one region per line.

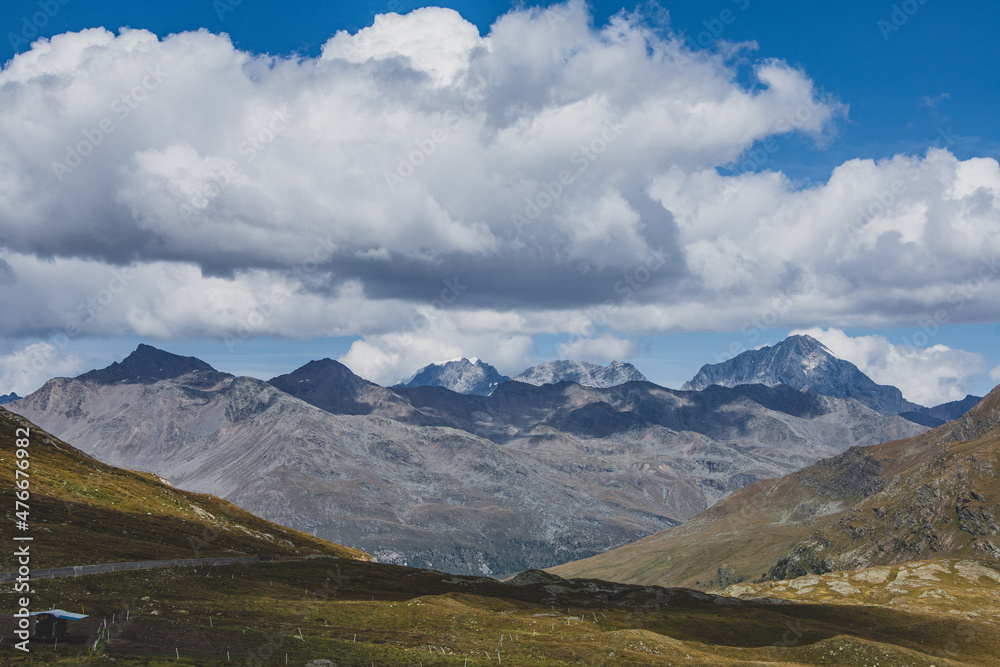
xmin=3 ymin=557 xmax=998 ymax=665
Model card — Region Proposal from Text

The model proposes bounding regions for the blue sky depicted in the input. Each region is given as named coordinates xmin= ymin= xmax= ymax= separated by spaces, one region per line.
xmin=1 ymin=0 xmax=998 ymax=404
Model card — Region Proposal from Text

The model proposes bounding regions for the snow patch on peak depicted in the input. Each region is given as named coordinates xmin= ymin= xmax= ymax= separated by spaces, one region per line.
xmin=394 ymin=358 xmax=509 ymax=396
xmin=442 ymin=356 xmax=480 ymax=365
xmin=513 ymin=360 xmax=647 ymax=389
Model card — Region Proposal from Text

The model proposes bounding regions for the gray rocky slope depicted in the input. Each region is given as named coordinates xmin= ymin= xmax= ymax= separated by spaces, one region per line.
xmin=12 ymin=345 xmax=925 ymax=577
xmin=514 ymin=360 xmax=647 ymax=388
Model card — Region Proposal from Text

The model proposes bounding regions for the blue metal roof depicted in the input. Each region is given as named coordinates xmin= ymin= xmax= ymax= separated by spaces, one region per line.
xmin=29 ymin=609 xmax=88 ymax=620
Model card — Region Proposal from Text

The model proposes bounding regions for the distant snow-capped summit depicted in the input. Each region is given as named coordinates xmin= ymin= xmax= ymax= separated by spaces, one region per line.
xmin=394 ymin=358 xmax=510 ymax=396
xmin=513 ymin=360 xmax=647 ymax=388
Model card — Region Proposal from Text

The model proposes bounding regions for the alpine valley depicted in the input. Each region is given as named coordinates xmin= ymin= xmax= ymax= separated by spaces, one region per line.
xmin=6 ymin=335 xmax=951 ymax=578
xmin=6 ymin=408 xmax=996 ymax=666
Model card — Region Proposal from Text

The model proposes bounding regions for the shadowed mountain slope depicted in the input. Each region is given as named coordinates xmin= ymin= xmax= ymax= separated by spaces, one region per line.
xmin=268 ymin=357 xmax=443 ymax=425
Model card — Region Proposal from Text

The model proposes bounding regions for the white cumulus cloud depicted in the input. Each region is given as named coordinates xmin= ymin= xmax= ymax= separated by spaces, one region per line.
xmin=558 ymin=335 xmax=638 ymax=362
xmin=0 ymin=2 xmax=996 ymax=372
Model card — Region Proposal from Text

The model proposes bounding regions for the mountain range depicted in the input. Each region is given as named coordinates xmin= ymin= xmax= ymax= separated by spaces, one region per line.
xmin=393 ymin=358 xmax=648 ymax=396
xmin=0 ymin=392 xmax=20 ymax=405
xmin=550 ymin=383 xmax=1000 ymax=590
xmin=7 ymin=341 xmax=926 ymax=577
xmin=376 ymin=338 xmax=976 ymax=427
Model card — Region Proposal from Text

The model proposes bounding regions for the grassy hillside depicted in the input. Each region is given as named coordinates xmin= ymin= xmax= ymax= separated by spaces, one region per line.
xmin=549 ymin=386 xmax=1000 ymax=590
xmin=3 ymin=557 xmax=998 ymax=665
xmin=0 ymin=407 xmax=371 ymax=570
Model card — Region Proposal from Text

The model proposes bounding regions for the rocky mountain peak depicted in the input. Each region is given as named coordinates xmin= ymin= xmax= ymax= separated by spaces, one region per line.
xmin=77 ymin=344 xmax=220 ymax=385
xmin=683 ymin=335 xmax=919 ymax=416
xmin=279 ymin=358 xmax=362 ymax=382
xmin=268 ymin=358 xmax=374 ymax=402
xmin=268 ymin=357 xmax=439 ymax=421
xmin=513 ymin=360 xmax=647 ymax=388
xmin=0 ymin=392 xmax=20 ymax=405
xmin=394 ymin=358 xmax=510 ymax=396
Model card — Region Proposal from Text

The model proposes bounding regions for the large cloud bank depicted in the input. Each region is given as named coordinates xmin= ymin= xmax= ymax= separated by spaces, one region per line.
xmin=0 ymin=2 xmax=997 ymax=390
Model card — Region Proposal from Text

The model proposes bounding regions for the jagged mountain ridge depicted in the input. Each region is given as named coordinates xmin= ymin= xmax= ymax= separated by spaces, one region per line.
xmin=10 ymin=344 xmax=926 ymax=576
xmin=899 ymin=393 xmax=984 ymax=427
xmin=394 ymin=357 xmax=510 ymax=396
xmin=9 ymin=350 xmax=692 ymax=576
xmin=550 ymin=385 xmax=1000 ymax=590
xmin=683 ymin=335 xmax=923 ymax=416
xmin=514 ymin=359 xmax=647 ymax=388
xmin=0 ymin=392 xmax=19 ymax=405
xmin=393 ymin=379 xmax=914 ymax=450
